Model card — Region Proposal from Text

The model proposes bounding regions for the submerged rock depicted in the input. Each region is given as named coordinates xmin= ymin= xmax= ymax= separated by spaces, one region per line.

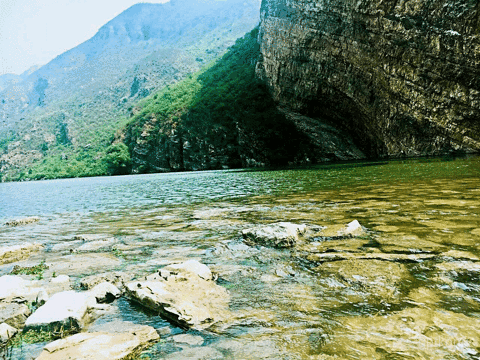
xmin=4 ymin=216 xmax=40 ymax=227
xmin=0 ymin=322 xmax=17 ymax=344
xmin=315 ymin=259 xmax=410 ymax=301
xmin=306 ymin=251 xmax=436 ymax=264
xmin=306 ymin=220 xmax=366 ymax=240
xmin=73 ymin=234 xmax=110 ymax=242
xmin=172 ymin=333 xmax=204 ymax=346
xmin=0 ymin=243 xmax=43 ymax=264
xmin=435 ymin=261 xmax=480 ymax=274
xmin=24 ymin=291 xmax=94 ymax=333
xmin=46 ymin=253 xmax=122 ymax=276
xmin=376 ymin=237 xmax=447 ymax=254
xmin=77 ymin=238 xmax=117 ymax=252
xmin=242 ymin=222 xmax=307 ymax=248
xmin=125 ymin=261 xmax=230 ymax=330
xmin=297 ymin=238 xmax=372 ymax=254
xmin=35 ymin=323 xmax=159 ymax=360
xmin=326 ymin=308 xmax=480 ymax=359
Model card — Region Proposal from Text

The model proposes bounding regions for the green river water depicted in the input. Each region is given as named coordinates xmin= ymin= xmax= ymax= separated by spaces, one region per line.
xmin=1 ymin=155 xmax=479 ymax=359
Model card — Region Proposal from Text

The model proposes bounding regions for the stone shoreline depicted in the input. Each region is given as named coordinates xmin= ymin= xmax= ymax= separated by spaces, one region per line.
xmin=2 ymin=216 xmax=480 ymax=359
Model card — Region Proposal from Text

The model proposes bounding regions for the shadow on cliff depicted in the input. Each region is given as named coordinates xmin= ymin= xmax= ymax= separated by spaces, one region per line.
xmin=124 ymin=28 xmax=321 ymax=173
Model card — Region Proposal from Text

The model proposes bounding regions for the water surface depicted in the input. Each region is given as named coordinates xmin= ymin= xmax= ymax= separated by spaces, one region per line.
xmin=1 ymin=155 xmax=480 ymax=359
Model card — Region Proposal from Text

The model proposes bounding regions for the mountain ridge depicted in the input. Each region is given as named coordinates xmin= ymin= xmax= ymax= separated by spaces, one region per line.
xmin=0 ymin=0 xmax=261 ymax=181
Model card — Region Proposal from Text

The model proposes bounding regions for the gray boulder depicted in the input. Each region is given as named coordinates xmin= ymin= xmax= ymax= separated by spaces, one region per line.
xmin=125 ymin=261 xmax=230 ymax=330
xmin=88 ymin=282 xmax=122 ymax=303
xmin=0 ymin=322 xmax=17 ymax=344
xmin=35 ymin=323 xmax=159 ymax=360
xmin=242 ymin=222 xmax=307 ymax=248
xmin=0 ymin=302 xmax=31 ymax=329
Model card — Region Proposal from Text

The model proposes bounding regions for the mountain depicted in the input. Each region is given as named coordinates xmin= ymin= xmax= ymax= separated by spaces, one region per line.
xmin=0 ymin=74 xmax=21 ymax=92
xmin=0 ymin=66 xmax=42 ymax=92
xmin=0 ymin=0 xmax=260 ymax=181
xmin=256 ymin=0 xmax=480 ymax=158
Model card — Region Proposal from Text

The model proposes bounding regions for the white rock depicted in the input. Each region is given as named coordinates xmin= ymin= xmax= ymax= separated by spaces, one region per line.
xmin=0 ymin=322 xmax=17 ymax=344
xmin=24 ymin=291 xmax=92 ymax=333
xmin=88 ymin=282 xmax=122 ymax=303
xmin=0 ymin=275 xmax=45 ymax=303
xmin=163 ymin=260 xmax=212 ymax=280
xmin=36 ymin=324 xmax=159 ymax=360
xmin=345 ymin=220 xmax=362 ymax=234
xmin=242 ymin=222 xmax=307 ymax=248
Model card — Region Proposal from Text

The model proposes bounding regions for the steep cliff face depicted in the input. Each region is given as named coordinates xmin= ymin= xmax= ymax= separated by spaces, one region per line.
xmin=257 ymin=0 xmax=480 ymax=158
xmin=123 ymin=29 xmax=366 ymax=174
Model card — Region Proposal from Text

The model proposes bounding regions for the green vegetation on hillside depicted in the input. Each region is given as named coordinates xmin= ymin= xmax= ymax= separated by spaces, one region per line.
xmin=2 ymin=27 xmax=308 ymax=181
xmin=125 ymin=28 xmax=307 ymax=172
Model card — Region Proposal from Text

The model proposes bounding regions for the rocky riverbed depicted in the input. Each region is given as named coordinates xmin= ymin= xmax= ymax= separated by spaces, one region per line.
xmin=1 ymin=158 xmax=479 ymax=359
xmin=2 ymin=208 xmax=480 ymax=359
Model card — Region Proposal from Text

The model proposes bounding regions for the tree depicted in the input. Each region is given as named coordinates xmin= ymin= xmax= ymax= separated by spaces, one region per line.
xmin=104 ymin=143 xmax=132 ymax=175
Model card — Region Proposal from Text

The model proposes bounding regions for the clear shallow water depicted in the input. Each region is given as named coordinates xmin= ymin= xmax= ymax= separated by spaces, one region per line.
xmin=1 ymin=155 xmax=480 ymax=359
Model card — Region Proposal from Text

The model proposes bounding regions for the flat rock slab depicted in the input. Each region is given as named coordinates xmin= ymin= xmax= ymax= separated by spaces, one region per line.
xmin=125 ymin=261 xmax=230 ymax=330
xmin=172 ymin=334 xmax=204 ymax=346
xmin=376 ymin=236 xmax=447 ymax=254
xmin=73 ymin=234 xmax=111 ymax=242
xmin=315 ymin=259 xmax=410 ymax=300
xmin=77 ymin=238 xmax=117 ymax=252
xmin=0 ymin=302 xmax=31 ymax=329
xmin=306 ymin=251 xmax=437 ymax=263
xmin=36 ymin=324 xmax=159 ymax=360
xmin=307 ymin=220 xmax=366 ymax=239
xmin=24 ymin=291 xmax=93 ymax=333
xmin=4 ymin=217 xmax=40 ymax=227
xmin=46 ymin=253 xmax=122 ymax=276
xmin=0 ymin=322 xmax=17 ymax=344
xmin=297 ymin=238 xmax=372 ymax=254
xmin=0 ymin=243 xmax=43 ymax=264
xmin=242 ymin=222 xmax=307 ymax=248
xmin=163 ymin=346 xmax=223 ymax=360
xmin=162 ymin=259 xmax=213 ymax=280
xmin=435 ymin=261 xmax=480 ymax=273
xmin=80 ymin=271 xmax=132 ymax=290
xmin=0 ymin=275 xmax=46 ymax=303
xmin=327 ymin=308 xmax=480 ymax=359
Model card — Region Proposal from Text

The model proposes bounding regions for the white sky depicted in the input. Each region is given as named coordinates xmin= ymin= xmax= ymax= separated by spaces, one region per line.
xmin=0 ymin=0 xmax=170 ymax=75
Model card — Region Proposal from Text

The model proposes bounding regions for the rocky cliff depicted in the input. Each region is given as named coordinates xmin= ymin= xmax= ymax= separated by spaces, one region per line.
xmin=123 ymin=29 xmax=366 ymax=174
xmin=257 ymin=0 xmax=480 ymax=158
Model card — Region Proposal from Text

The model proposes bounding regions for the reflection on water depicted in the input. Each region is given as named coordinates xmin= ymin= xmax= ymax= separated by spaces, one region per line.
xmin=1 ymin=155 xmax=480 ymax=359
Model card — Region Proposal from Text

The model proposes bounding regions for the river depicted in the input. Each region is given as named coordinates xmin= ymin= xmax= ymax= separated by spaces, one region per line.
xmin=1 ymin=155 xmax=480 ymax=359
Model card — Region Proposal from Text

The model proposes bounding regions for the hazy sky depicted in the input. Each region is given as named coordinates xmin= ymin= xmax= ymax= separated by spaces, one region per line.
xmin=0 ymin=0 xmax=170 ymax=76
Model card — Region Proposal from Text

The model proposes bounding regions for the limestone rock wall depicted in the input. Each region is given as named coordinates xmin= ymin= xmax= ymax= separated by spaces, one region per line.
xmin=257 ymin=0 xmax=480 ymax=157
